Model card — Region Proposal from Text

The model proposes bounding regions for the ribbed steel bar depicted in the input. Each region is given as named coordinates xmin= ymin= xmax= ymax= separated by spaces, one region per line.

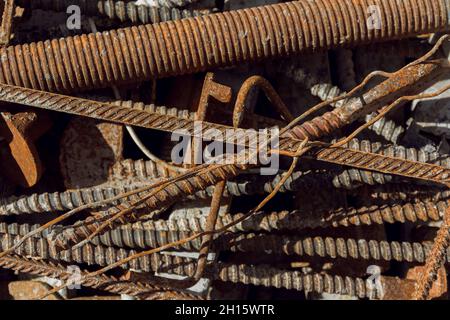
xmin=216 ymin=234 xmax=435 ymax=264
xmin=0 ymin=185 xmax=142 ymax=215
xmin=208 ymin=263 xmax=376 ymax=299
xmin=17 ymin=0 xmax=202 ymax=11
xmin=2 ymin=0 xmax=450 ymax=92
xmin=0 ymin=255 xmax=199 ymax=299
xmin=1 ymin=82 xmax=449 ymax=187
xmin=288 ymin=61 xmax=445 ymax=140
xmin=0 ymin=170 xmax=341 ymax=215
xmin=0 ymin=232 xmax=196 ymax=274
xmin=1 ymin=221 xmax=442 ymax=264
xmin=112 ymin=100 xmax=283 ymax=128
xmin=2 ymin=173 xmax=447 ymax=250
xmin=0 ymin=228 xmax=380 ymax=298
xmin=347 ymin=138 xmax=449 ymax=163
xmin=129 ymin=199 xmax=447 ymax=234
xmin=313 ymin=146 xmax=450 ymax=186
xmin=3 ymin=83 xmax=450 ymax=250
xmin=17 ymin=0 xmax=209 ymax=24
xmin=0 ymin=252 xmax=373 ymax=298
xmin=116 ymin=136 xmax=450 ymax=189
xmin=37 ymin=172 xmax=450 ymax=250
xmin=331 ymin=139 xmax=450 ymax=188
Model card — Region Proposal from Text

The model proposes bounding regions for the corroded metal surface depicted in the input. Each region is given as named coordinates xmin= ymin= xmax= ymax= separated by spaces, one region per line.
xmin=2 ymin=0 xmax=450 ymax=301
xmin=0 ymin=0 xmax=448 ymax=93
xmin=0 ymin=110 xmax=51 ymax=187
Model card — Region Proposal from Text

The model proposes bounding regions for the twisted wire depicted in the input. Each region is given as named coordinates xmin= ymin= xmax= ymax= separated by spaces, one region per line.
xmin=288 ymin=57 xmax=429 ymax=143
xmin=306 ymin=71 xmax=406 ymax=144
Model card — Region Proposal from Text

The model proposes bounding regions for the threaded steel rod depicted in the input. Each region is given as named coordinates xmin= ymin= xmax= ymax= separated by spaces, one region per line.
xmin=0 ymin=185 xmax=143 ymax=215
xmin=3 ymin=0 xmax=450 ymax=93
xmin=1 ymin=221 xmax=441 ymax=264
xmin=17 ymin=0 xmax=202 ymax=11
xmin=0 ymin=170 xmax=339 ymax=215
xmin=18 ymin=0 xmax=209 ymax=24
xmin=0 ymin=230 xmax=378 ymax=298
xmin=30 ymin=196 xmax=450 ymax=250
xmin=128 ymin=199 xmax=447 ymax=234
xmin=208 ymin=263 xmax=376 ymax=299
xmin=288 ymin=61 xmax=445 ymax=140
xmin=217 ymin=234 xmax=435 ymax=264
xmin=0 ymin=231 xmax=195 ymax=274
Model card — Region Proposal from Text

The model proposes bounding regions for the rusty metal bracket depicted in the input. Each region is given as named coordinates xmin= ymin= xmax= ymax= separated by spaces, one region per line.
xmin=0 ymin=110 xmax=51 ymax=187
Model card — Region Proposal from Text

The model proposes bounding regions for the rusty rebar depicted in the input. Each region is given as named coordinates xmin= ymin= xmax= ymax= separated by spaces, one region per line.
xmin=17 ymin=0 xmax=209 ymax=24
xmin=0 ymin=254 xmax=200 ymax=299
xmin=0 ymin=169 xmax=339 ymax=215
xmin=17 ymin=0 xmax=203 ymax=11
xmin=130 ymin=199 xmax=447 ymax=234
xmin=208 ymin=263 xmax=377 ymax=299
xmin=288 ymin=61 xmax=446 ymax=140
xmin=0 ymin=229 xmax=379 ymax=298
xmin=2 ymin=82 xmax=449 ymax=188
xmin=1 ymin=221 xmax=441 ymax=264
xmin=414 ymin=206 xmax=450 ymax=299
xmin=0 ymin=231 xmax=195 ymax=274
xmin=0 ymin=252 xmax=373 ymax=298
xmin=217 ymin=233 xmax=435 ymax=264
xmin=2 ymin=0 xmax=450 ymax=93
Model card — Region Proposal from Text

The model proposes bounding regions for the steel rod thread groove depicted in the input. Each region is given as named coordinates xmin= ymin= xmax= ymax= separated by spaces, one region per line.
xmin=2 ymin=0 xmax=450 ymax=93
xmin=0 ymin=232 xmax=196 ymax=274
xmin=209 ymin=263 xmax=376 ymax=299
xmin=131 ymin=199 xmax=447 ymax=233
xmin=1 ymin=222 xmax=439 ymax=264
xmin=217 ymin=234 xmax=434 ymax=264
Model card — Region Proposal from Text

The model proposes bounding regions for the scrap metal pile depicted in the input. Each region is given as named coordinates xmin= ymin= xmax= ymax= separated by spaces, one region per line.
xmin=1 ymin=0 xmax=450 ymax=300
